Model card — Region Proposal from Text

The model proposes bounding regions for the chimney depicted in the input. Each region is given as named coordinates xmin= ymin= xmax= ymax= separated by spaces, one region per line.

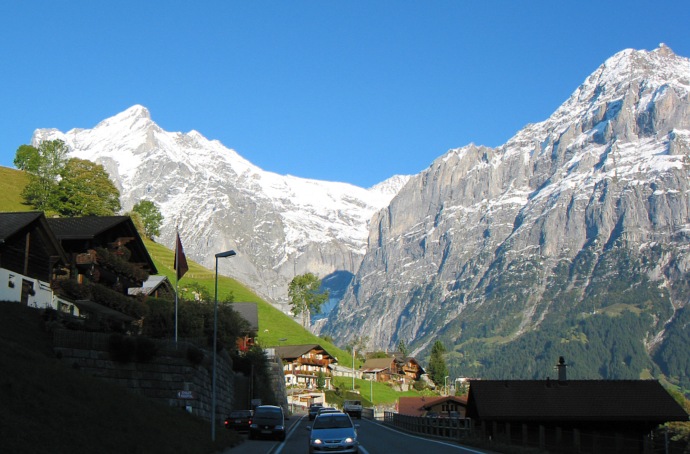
xmin=557 ymin=356 xmax=567 ymax=382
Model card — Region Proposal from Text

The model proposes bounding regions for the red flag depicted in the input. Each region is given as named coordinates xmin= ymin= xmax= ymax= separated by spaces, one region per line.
xmin=174 ymin=233 xmax=189 ymax=281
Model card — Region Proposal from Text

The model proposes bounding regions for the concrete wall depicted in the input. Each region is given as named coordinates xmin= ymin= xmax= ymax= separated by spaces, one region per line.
xmin=52 ymin=329 xmax=234 ymax=425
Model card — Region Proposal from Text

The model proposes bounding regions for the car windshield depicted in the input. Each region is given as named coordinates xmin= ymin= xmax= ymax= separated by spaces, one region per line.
xmin=313 ymin=414 xmax=352 ymax=429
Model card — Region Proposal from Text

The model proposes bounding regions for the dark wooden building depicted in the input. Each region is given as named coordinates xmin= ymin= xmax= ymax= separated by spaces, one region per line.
xmin=0 ymin=212 xmax=68 ymax=284
xmin=466 ymin=378 xmax=688 ymax=453
xmin=47 ymin=216 xmax=157 ymax=292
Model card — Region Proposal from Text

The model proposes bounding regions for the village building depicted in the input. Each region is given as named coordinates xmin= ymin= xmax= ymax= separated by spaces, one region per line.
xmin=274 ymin=344 xmax=337 ymax=390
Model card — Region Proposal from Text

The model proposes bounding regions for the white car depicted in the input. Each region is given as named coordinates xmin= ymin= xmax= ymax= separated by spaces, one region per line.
xmin=307 ymin=412 xmax=359 ymax=454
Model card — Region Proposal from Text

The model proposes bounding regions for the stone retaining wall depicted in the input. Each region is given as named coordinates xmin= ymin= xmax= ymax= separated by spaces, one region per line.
xmin=53 ymin=329 xmax=234 ymax=424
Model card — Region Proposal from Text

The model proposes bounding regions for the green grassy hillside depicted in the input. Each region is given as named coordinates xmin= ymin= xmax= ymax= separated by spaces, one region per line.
xmin=0 ymin=166 xmax=30 ymax=211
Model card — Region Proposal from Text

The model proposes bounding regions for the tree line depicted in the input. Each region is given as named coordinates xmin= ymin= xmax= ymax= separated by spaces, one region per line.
xmin=14 ymin=139 xmax=162 ymax=239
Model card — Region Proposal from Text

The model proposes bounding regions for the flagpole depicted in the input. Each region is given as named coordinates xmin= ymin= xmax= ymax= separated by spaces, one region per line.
xmin=174 ymin=228 xmax=179 ymax=344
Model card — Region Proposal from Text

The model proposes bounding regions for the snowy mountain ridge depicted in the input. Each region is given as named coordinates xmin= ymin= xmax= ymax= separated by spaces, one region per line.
xmin=33 ymin=105 xmax=410 ymax=309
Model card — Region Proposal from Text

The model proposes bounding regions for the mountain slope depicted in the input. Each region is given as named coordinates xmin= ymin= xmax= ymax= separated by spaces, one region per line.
xmin=321 ymin=45 xmax=690 ymax=386
xmin=32 ymin=107 xmax=409 ymax=313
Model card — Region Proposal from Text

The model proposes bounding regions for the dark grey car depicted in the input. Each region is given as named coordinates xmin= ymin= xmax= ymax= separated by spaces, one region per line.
xmin=249 ymin=405 xmax=286 ymax=441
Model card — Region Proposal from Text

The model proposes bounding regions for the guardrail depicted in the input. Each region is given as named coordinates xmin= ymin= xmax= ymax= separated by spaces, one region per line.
xmin=383 ymin=411 xmax=473 ymax=440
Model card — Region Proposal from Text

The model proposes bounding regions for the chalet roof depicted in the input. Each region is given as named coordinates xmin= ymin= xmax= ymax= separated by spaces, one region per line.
xmin=128 ymin=275 xmax=172 ymax=296
xmin=0 ymin=212 xmax=43 ymax=240
xmin=466 ymin=379 xmax=689 ymax=422
xmin=274 ymin=344 xmax=336 ymax=362
xmin=361 ymin=357 xmax=395 ymax=371
xmin=47 ymin=216 xmax=134 ymax=239
xmin=0 ymin=211 xmax=69 ymax=264
xmin=231 ymin=302 xmax=259 ymax=333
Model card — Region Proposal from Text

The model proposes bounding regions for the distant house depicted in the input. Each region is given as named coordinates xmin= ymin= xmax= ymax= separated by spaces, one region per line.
xmin=398 ymin=395 xmax=468 ymax=418
xmin=231 ymin=302 xmax=258 ymax=352
xmin=360 ymin=355 xmax=425 ymax=384
xmin=466 ymin=379 xmax=689 ymax=453
xmin=360 ymin=357 xmax=396 ymax=382
xmin=274 ymin=344 xmax=337 ymax=390
xmin=0 ymin=212 xmax=71 ymax=312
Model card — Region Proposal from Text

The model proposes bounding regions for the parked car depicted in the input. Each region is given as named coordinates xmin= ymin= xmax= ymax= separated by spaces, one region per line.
xmin=307 ymin=412 xmax=359 ymax=454
xmin=308 ymin=403 xmax=324 ymax=420
xmin=249 ymin=405 xmax=286 ymax=441
xmin=224 ymin=409 xmax=253 ymax=432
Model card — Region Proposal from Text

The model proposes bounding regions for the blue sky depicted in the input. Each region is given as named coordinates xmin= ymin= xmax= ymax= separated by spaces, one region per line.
xmin=1 ymin=1 xmax=689 ymax=188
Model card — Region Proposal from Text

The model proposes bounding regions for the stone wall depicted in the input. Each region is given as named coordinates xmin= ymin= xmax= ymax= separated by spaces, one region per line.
xmin=52 ymin=329 xmax=234 ymax=425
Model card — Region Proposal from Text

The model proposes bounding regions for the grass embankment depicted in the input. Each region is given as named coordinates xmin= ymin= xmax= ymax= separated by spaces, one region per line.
xmin=328 ymin=377 xmax=424 ymax=407
xmin=144 ymin=238 xmax=355 ymax=366
xmin=0 ymin=301 xmax=241 ymax=454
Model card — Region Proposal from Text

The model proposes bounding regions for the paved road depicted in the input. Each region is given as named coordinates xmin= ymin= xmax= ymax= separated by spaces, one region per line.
xmin=221 ymin=414 xmax=490 ymax=454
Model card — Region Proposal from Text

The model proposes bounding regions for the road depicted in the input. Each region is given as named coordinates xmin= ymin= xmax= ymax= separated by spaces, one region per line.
xmin=221 ymin=414 xmax=490 ymax=454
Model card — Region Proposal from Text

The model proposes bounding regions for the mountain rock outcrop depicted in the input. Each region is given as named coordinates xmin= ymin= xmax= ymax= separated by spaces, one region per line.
xmin=321 ymin=45 xmax=690 ymax=383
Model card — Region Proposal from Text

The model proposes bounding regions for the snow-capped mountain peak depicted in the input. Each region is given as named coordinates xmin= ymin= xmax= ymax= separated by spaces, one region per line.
xmin=32 ymin=107 xmax=405 ymax=310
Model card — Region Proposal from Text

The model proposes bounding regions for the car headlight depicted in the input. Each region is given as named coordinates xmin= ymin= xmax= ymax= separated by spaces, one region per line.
xmin=276 ymin=425 xmax=285 ymax=430
xmin=312 ymin=439 xmax=323 ymax=445
xmin=345 ymin=437 xmax=354 ymax=443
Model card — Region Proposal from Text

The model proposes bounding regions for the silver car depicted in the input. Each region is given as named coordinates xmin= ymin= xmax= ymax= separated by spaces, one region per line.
xmin=307 ymin=412 xmax=359 ymax=454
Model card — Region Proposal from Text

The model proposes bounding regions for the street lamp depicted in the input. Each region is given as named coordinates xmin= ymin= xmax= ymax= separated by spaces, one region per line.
xmin=444 ymin=376 xmax=450 ymax=396
xmin=211 ymin=249 xmax=236 ymax=442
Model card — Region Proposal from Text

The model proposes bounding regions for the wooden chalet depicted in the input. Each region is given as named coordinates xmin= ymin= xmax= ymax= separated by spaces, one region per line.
xmin=466 ymin=379 xmax=689 ymax=453
xmin=274 ymin=344 xmax=337 ymax=390
xmin=361 ymin=355 xmax=425 ymax=384
xmin=47 ymin=216 xmax=157 ymax=291
xmin=0 ymin=212 xmax=70 ymax=309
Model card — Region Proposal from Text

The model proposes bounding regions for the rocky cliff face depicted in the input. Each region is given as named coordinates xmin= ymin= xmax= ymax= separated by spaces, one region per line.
xmin=33 ymin=107 xmax=408 ymax=312
xmin=321 ymin=46 xmax=690 ymax=377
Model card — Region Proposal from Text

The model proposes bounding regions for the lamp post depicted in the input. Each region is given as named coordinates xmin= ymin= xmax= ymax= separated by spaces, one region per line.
xmin=211 ymin=250 xmax=236 ymax=442
xmin=444 ymin=376 xmax=450 ymax=396
xmin=352 ymin=346 xmax=355 ymax=391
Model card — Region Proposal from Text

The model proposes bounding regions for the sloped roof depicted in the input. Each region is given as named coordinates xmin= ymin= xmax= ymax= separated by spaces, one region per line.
xmin=466 ymin=380 xmax=689 ymax=422
xmin=47 ymin=216 xmax=133 ymax=239
xmin=128 ymin=275 xmax=172 ymax=296
xmin=274 ymin=344 xmax=336 ymax=361
xmin=231 ymin=302 xmax=259 ymax=332
xmin=0 ymin=211 xmax=68 ymax=264
xmin=0 ymin=212 xmax=43 ymax=241
xmin=361 ymin=357 xmax=395 ymax=371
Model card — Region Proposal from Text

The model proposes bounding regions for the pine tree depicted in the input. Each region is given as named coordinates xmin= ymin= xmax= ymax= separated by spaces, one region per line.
xmin=427 ymin=340 xmax=448 ymax=387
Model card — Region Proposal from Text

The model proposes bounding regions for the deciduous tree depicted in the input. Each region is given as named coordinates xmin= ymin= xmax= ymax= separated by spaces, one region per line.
xmin=15 ymin=140 xmax=69 ymax=211
xmin=53 ymin=158 xmax=121 ymax=216
xmin=288 ymin=273 xmax=329 ymax=329
xmin=132 ymin=200 xmax=163 ymax=239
